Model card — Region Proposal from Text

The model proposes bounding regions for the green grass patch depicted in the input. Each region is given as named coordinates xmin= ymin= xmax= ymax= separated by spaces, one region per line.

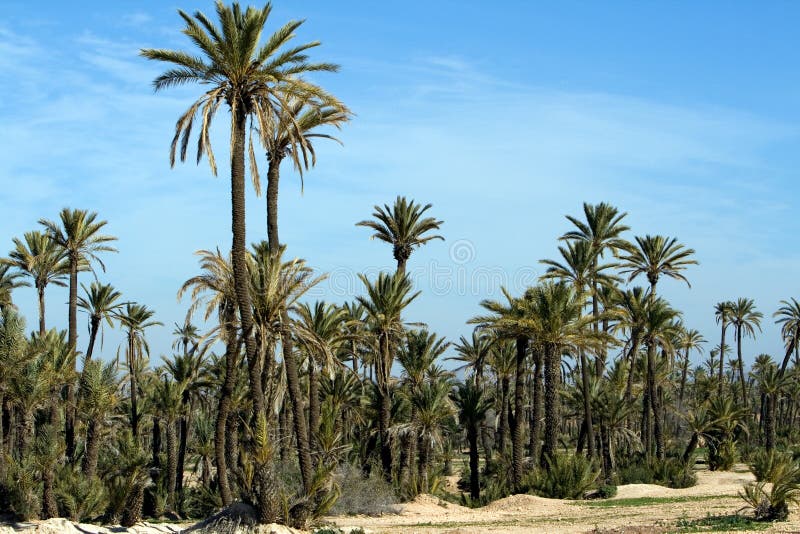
xmin=674 ymin=514 xmax=771 ymax=532
xmin=579 ymin=494 xmax=725 ymax=508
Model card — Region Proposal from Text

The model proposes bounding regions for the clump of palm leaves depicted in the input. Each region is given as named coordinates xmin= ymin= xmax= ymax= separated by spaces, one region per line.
xmin=3 ymin=454 xmax=40 ymax=520
xmin=530 ymin=453 xmax=600 ymax=499
xmin=740 ymin=452 xmax=800 ymax=521
xmin=54 ymin=465 xmax=108 ymax=522
xmin=749 ymin=449 xmax=793 ymax=482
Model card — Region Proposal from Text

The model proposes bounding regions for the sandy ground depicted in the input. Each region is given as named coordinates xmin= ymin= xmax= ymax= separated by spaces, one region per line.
xmin=328 ymin=466 xmax=800 ymax=533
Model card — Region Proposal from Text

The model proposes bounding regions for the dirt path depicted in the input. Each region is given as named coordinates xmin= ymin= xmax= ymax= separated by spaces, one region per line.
xmin=328 ymin=466 xmax=800 ymax=533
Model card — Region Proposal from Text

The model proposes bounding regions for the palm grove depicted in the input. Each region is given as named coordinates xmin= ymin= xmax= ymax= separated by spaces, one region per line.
xmin=2 ymin=0 xmax=800 ymax=528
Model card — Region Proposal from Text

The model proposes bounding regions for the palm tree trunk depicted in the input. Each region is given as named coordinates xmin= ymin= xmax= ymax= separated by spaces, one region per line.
xmin=579 ymin=349 xmax=594 ymax=459
xmin=176 ymin=393 xmax=190 ymax=497
xmin=765 ymin=393 xmax=775 ymax=451
xmin=678 ymin=348 xmax=690 ymax=411
xmin=736 ymin=328 xmax=748 ymax=404
xmin=542 ymin=342 xmax=560 ymax=464
xmin=37 ymin=285 xmax=46 ymax=336
xmin=166 ymin=419 xmax=178 ymax=512
xmin=66 ymin=255 xmax=78 ymax=459
xmin=468 ymin=423 xmax=480 ymax=501
xmin=308 ymin=360 xmax=320 ymax=455
xmin=531 ymin=348 xmax=543 ymax=463
xmin=214 ymin=333 xmax=238 ymax=506
xmin=624 ymin=337 xmax=640 ymax=407
xmin=152 ymin=419 xmax=161 ymax=467
xmin=511 ymin=336 xmax=528 ymax=489
xmin=230 ymin=102 xmax=265 ymax=435
xmin=85 ymin=315 xmax=100 ymax=362
xmin=718 ymin=321 xmax=726 ymax=394
xmin=42 ymin=468 xmax=57 ymax=519
xmin=128 ymin=332 xmax=139 ymax=438
xmin=266 ymin=157 xmax=313 ymax=493
xmin=83 ymin=418 xmax=101 ymax=478
xmin=498 ymin=376 xmax=509 ymax=452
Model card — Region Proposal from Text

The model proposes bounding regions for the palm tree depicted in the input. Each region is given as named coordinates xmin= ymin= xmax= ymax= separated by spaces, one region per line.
xmin=171 ymin=320 xmax=200 ymax=357
xmin=728 ymin=298 xmax=762 ymax=402
xmin=4 ymin=230 xmax=69 ymax=335
xmin=527 ymin=282 xmax=604 ymax=464
xmin=152 ymin=376 xmax=185 ymax=512
xmin=619 ymin=235 xmax=697 ymax=296
xmin=357 ymin=271 xmax=420 ymax=480
xmin=77 ymin=281 xmax=122 ymax=362
xmin=449 ymin=330 xmax=492 ymax=387
xmin=676 ymin=327 xmax=705 ymax=410
xmin=142 ymin=1 xmax=337 ymax=495
xmin=0 ymin=264 xmax=29 ymax=311
xmin=79 ymin=358 xmax=119 ymax=478
xmin=409 ymin=379 xmax=454 ymax=492
xmin=540 ymin=239 xmax=618 ymax=460
xmin=754 ymin=362 xmax=785 ymax=451
xmin=0 ymin=308 xmax=27 ymax=455
xmin=561 ymin=202 xmax=629 ymax=375
xmin=774 ymin=298 xmax=800 ymax=376
xmin=40 ymin=207 xmax=117 ymax=458
xmin=487 ymin=338 xmax=515 ymax=453
xmin=452 ymin=381 xmax=493 ymax=501
xmin=714 ymin=301 xmax=734 ymax=393
xmin=115 ymin=303 xmax=162 ymax=438
xmin=471 ymin=288 xmax=538 ymax=488
xmin=356 ymin=196 xmax=444 ymax=275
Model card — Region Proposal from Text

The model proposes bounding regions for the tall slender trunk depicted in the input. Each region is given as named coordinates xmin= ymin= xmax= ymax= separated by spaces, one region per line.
xmin=624 ymin=337 xmax=640 ymax=406
xmin=736 ymin=327 xmax=748 ymax=404
xmin=230 ymin=103 xmax=264 ymax=429
xmin=214 ymin=333 xmax=238 ymax=506
xmin=128 ymin=332 xmax=139 ymax=437
xmin=765 ymin=392 xmax=775 ymax=452
xmin=542 ymin=342 xmax=560 ymax=464
xmin=165 ymin=419 xmax=178 ymax=512
xmin=152 ymin=419 xmax=161 ymax=467
xmin=498 ymin=376 xmax=509 ymax=452
xmin=42 ymin=467 xmax=57 ymax=519
xmin=579 ymin=349 xmax=594 ymax=459
xmin=37 ymin=284 xmax=46 ymax=336
xmin=531 ymin=348 xmax=543 ymax=463
xmin=718 ymin=320 xmax=727 ymax=394
xmin=266 ymin=156 xmax=313 ymax=492
xmin=511 ymin=336 xmax=528 ymax=490
xmin=66 ymin=255 xmax=78 ymax=459
xmin=308 ymin=359 xmax=320 ymax=455
xmin=176 ymin=391 xmax=190 ymax=497
xmin=467 ymin=423 xmax=480 ymax=501
xmin=678 ymin=348 xmax=690 ymax=411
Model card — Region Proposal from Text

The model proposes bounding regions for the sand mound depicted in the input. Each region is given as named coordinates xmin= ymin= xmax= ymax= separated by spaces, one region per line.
xmin=402 ymin=494 xmax=471 ymax=516
xmin=483 ymin=493 xmax=566 ymax=513
xmin=613 ymin=483 xmax=678 ymax=499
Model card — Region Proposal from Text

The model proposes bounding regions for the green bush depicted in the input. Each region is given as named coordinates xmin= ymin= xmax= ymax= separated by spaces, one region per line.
xmin=708 ymin=439 xmax=736 ymax=471
xmin=54 ymin=467 xmax=108 ymax=522
xmin=749 ymin=449 xmax=791 ymax=482
xmin=597 ymin=484 xmax=617 ymax=499
xmin=3 ymin=455 xmax=41 ymax=520
xmin=741 ymin=451 xmax=800 ymax=521
xmin=531 ymin=454 xmax=599 ymax=500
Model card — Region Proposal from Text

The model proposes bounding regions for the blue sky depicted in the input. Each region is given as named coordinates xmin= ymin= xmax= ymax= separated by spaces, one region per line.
xmin=1 ymin=1 xmax=799 ymax=370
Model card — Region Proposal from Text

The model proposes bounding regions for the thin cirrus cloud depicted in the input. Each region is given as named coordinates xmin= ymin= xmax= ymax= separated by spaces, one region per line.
xmin=0 ymin=20 xmax=797 ymax=367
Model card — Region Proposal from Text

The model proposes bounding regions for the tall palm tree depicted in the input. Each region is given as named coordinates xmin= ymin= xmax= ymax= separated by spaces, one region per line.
xmin=0 ymin=308 xmax=27 ymax=454
xmin=561 ymin=202 xmax=629 ymax=375
xmin=471 ymin=288 xmax=536 ymax=488
xmin=449 ymin=330 xmax=492 ymax=387
xmin=527 ymin=282 xmax=604 ymax=464
xmin=115 ymin=303 xmax=162 ymax=438
xmin=142 ymin=1 xmax=337 ymax=495
xmin=619 ymin=235 xmax=697 ymax=296
xmin=40 ymin=207 xmax=117 ymax=458
xmin=4 ymin=230 xmax=69 ymax=335
xmin=152 ymin=376 xmax=185 ymax=512
xmin=77 ymin=281 xmax=122 ymax=362
xmin=409 ymin=379 xmax=454 ymax=492
xmin=714 ymin=301 xmax=734 ymax=394
xmin=357 ymin=271 xmax=420 ymax=480
xmin=0 ymin=264 xmax=28 ymax=311
xmin=171 ymin=320 xmax=200 ymax=357
xmin=540 ymin=239 xmax=618 ymax=460
xmin=753 ymin=361 xmax=785 ymax=451
xmin=356 ymin=196 xmax=444 ymax=275
xmin=452 ymin=381 xmax=493 ymax=501
xmin=728 ymin=298 xmax=762 ymax=402
xmin=774 ymin=298 xmax=800 ymax=376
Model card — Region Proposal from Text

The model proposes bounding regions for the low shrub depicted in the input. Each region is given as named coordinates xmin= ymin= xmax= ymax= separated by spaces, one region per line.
xmin=596 ymin=484 xmax=617 ymax=499
xmin=329 ymin=464 xmax=400 ymax=516
xmin=741 ymin=452 xmax=800 ymax=521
